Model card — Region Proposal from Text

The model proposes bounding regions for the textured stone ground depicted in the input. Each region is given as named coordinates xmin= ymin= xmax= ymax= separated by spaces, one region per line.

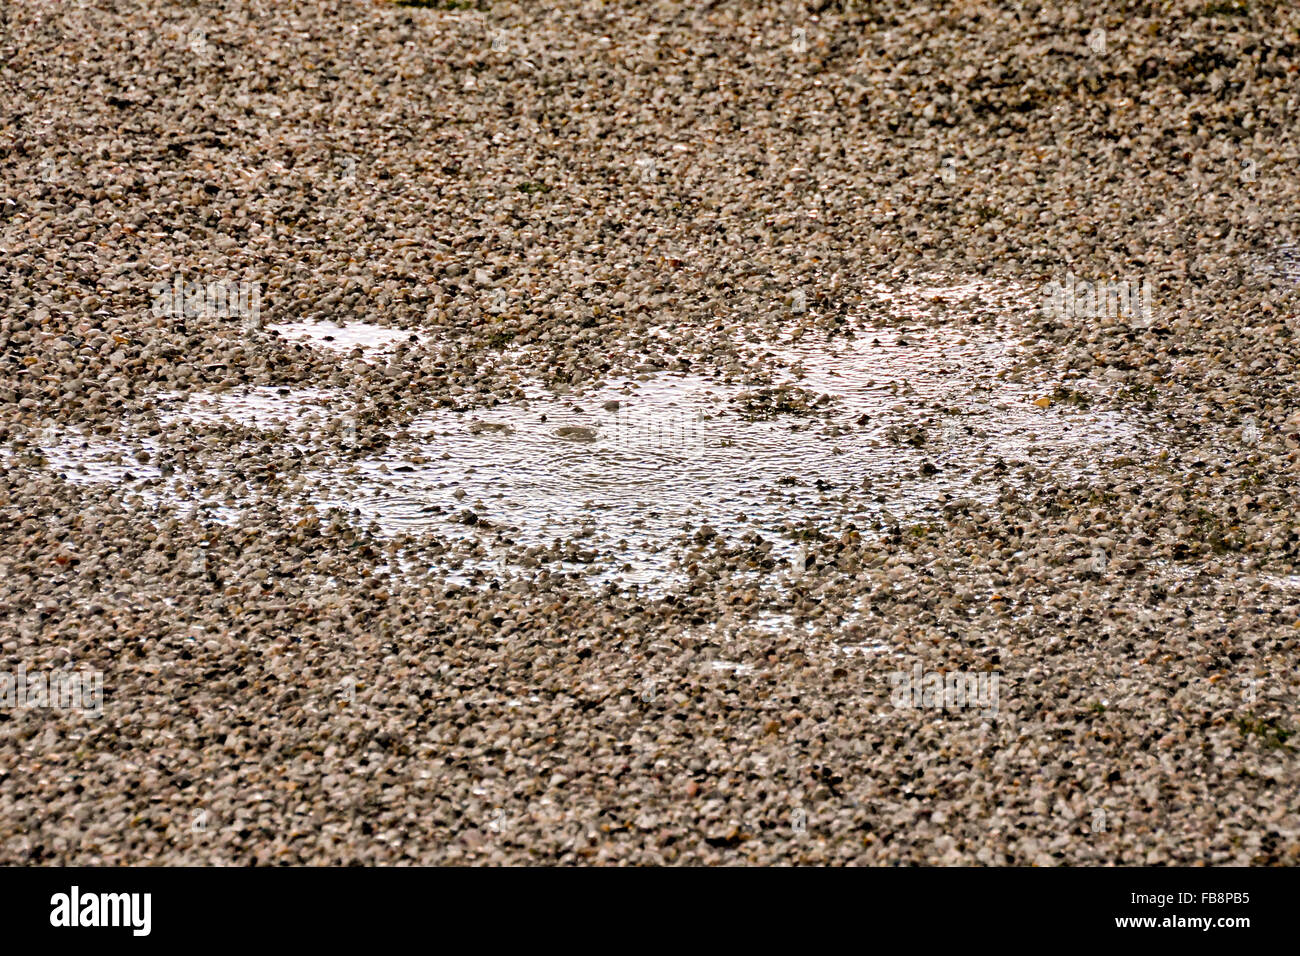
xmin=2 ymin=0 xmax=1299 ymax=864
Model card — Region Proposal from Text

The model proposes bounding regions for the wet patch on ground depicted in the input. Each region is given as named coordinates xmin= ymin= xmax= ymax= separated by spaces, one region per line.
xmin=17 ymin=290 xmax=1157 ymax=591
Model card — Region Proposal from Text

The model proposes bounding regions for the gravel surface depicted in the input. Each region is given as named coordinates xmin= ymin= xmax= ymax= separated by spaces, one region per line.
xmin=2 ymin=0 xmax=1300 ymax=864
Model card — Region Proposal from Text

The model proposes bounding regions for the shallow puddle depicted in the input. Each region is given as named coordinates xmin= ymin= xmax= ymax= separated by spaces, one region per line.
xmin=26 ymin=284 xmax=1156 ymax=591
xmin=159 ymin=385 xmax=340 ymax=431
xmin=1257 ymin=243 xmax=1299 ymax=285
xmin=267 ymin=321 xmax=423 ymax=357
xmin=306 ymin=323 xmax=1146 ymax=586
xmin=37 ymin=429 xmax=163 ymax=490
xmin=31 ymin=427 xmax=243 ymax=525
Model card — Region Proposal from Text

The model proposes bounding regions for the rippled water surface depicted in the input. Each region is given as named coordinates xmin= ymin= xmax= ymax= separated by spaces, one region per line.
xmin=29 ymin=278 xmax=1157 ymax=589
xmin=306 ymin=325 xmax=1145 ymax=585
xmin=267 ymin=321 xmax=423 ymax=357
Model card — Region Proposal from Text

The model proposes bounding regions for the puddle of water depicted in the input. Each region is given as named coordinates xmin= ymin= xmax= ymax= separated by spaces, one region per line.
xmin=37 ymin=430 xmax=163 ymax=488
xmin=1260 ymin=573 xmax=1300 ymax=591
xmin=705 ymin=660 xmax=755 ymax=676
xmin=159 ymin=385 xmax=341 ymax=431
xmin=267 ymin=321 xmax=423 ymax=357
xmin=31 ymin=427 xmax=245 ymax=525
xmin=306 ymin=319 xmax=1145 ymax=586
xmin=1235 ymin=244 xmax=1300 ymax=289
xmin=23 ymin=295 xmax=1156 ymax=590
xmin=1257 ymin=244 xmax=1300 ymax=285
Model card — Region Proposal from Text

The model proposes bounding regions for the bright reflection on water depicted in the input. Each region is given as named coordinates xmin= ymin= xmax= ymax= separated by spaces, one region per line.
xmin=29 ymin=282 xmax=1155 ymax=590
